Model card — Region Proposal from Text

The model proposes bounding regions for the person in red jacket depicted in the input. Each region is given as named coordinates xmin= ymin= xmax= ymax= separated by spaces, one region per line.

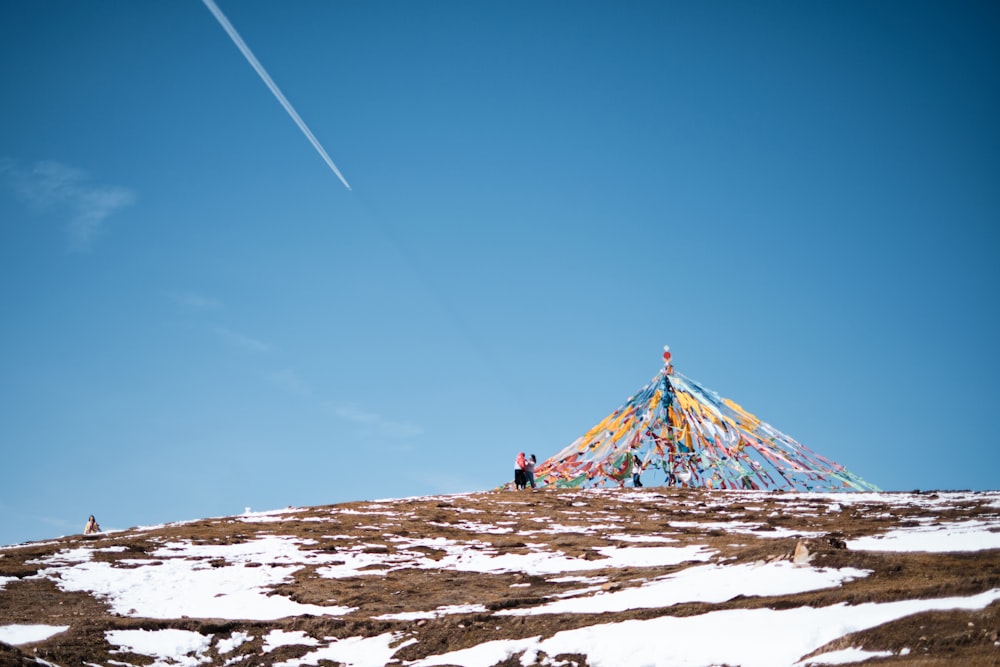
xmin=514 ymin=452 xmax=527 ymax=490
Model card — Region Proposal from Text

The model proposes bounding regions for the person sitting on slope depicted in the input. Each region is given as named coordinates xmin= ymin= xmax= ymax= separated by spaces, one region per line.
xmin=84 ymin=515 xmax=101 ymax=535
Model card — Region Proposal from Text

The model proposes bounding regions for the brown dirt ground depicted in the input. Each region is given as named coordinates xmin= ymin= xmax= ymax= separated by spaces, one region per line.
xmin=0 ymin=488 xmax=998 ymax=666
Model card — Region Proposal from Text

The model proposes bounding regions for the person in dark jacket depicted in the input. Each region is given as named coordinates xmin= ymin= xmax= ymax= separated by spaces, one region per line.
xmin=526 ymin=454 xmax=537 ymax=489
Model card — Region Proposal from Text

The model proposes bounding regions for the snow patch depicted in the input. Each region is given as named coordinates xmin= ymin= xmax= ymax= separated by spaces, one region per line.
xmin=105 ymin=629 xmax=211 ymax=667
xmin=797 ymin=646 xmax=894 ymax=665
xmin=847 ymin=519 xmax=1000 ymax=552
xmin=375 ymin=604 xmax=490 ymax=620
xmin=263 ymin=629 xmax=320 ymax=652
xmin=499 ymin=561 xmax=870 ymax=615
xmin=413 ymin=589 xmax=1000 ymax=667
xmin=273 ymin=633 xmax=416 ymax=667
xmin=0 ymin=624 xmax=69 ymax=646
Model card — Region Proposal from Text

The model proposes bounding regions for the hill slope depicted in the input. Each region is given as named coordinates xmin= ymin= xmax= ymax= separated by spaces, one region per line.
xmin=1 ymin=488 xmax=999 ymax=666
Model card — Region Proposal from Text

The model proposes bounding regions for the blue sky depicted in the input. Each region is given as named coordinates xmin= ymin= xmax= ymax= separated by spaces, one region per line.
xmin=1 ymin=1 xmax=997 ymax=547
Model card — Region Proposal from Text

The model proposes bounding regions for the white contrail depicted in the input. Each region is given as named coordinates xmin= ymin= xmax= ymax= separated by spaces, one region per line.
xmin=201 ymin=0 xmax=352 ymax=191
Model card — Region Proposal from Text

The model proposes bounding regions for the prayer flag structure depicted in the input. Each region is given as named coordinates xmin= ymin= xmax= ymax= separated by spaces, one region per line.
xmin=525 ymin=346 xmax=878 ymax=492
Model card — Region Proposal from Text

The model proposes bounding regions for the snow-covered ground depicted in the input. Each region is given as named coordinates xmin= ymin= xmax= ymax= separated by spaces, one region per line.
xmin=1 ymin=489 xmax=998 ymax=666
xmin=411 ymin=590 xmax=1000 ymax=667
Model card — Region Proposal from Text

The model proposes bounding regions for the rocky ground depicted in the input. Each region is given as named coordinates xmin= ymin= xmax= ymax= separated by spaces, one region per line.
xmin=0 ymin=488 xmax=998 ymax=666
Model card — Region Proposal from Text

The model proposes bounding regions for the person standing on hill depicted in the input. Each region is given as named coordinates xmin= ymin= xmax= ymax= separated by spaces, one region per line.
xmin=632 ymin=456 xmax=643 ymax=488
xmin=514 ymin=452 xmax=527 ymax=489
xmin=526 ymin=454 xmax=537 ymax=489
